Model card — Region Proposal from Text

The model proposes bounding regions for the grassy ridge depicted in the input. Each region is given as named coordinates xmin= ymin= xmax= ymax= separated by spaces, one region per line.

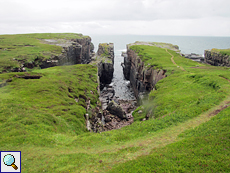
xmin=130 ymin=45 xmax=230 ymax=121
xmin=0 ymin=64 xmax=98 ymax=148
xmin=0 ymin=33 xmax=87 ymax=72
xmin=0 ymin=42 xmax=230 ymax=172
xmin=211 ymin=48 xmax=230 ymax=56
xmin=109 ymin=106 xmax=230 ymax=173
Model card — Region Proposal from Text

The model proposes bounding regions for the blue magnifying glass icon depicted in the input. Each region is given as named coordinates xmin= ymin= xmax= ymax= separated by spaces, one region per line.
xmin=3 ymin=154 xmax=18 ymax=170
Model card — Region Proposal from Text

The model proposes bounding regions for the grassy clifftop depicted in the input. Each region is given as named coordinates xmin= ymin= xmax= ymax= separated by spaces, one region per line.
xmin=0 ymin=33 xmax=89 ymax=72
xmin=129 ymin=44 xmax=230 ymax=120
xmin=0 ymin=41 xmax=229 ymax=172
xmin=211 ymin=48 xmax=230 ymax=56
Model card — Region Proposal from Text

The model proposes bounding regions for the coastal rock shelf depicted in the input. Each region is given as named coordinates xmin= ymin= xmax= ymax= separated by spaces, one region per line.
xmin=182 ymin=53 xmax=204 ymax=62
xmin=0 ymin=33 xmax=94 ymax=73
xmin=205 ymin=49 xmax=230 ymax=67
xmin=30 ymin=37 xmax=93 ymax=69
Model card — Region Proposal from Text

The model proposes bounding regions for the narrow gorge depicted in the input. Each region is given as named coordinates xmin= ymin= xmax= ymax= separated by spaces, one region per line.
xmin=87 ymin=43 xmax=137 ymax=132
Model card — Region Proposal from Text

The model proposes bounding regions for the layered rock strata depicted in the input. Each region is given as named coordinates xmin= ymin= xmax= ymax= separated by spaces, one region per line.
xmin=91 ymin=43 xmax=114 ymax=90
xmin=122 ymin=46 xmax=166 ymax=99
xmin=87 ymin=43 xmax=137 ymax=132
xmin=205 ymin=50 xmax=230 ymax=67
xmin=14 ymin=37 xmax=93 ymax=71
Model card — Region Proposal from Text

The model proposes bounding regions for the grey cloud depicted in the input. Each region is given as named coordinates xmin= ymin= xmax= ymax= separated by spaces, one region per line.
xmin=0 ymin=0 xmax=230 ymax=36
xmin=1 ymin=0 xmax=230 ymax=23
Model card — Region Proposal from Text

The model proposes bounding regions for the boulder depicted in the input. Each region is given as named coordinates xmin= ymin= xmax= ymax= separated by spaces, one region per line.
xmin=107 ymin=100 xmax=125 ymax=119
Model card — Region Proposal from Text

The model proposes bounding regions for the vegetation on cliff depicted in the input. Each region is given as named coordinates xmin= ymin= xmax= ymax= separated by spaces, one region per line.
xmin=211 ymin=48 xmax=230 ymax=56
xmin=0 ymin=33 xmax=89 ymax=73
xmin=0 ymin=38 xmax=229 ymax=172
xmin=130 ymin=45 xmax=230 ymax=121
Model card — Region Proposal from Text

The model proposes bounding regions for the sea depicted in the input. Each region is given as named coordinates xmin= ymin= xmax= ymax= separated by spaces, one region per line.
xmin=91 ymin=35 xmax=230 ymax=100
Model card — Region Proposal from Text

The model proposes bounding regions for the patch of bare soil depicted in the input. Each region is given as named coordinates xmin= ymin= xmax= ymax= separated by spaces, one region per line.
xmin=208 ymin=101 xmax=230 ymax=117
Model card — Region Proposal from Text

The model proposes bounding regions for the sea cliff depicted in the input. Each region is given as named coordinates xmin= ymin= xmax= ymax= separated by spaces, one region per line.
xmin=0 ymin=33 xmax=93 ymax=73
xmin=91 ymin=43 xmax=114 ymax=90
xmin=205 ymin=49 xmax=230 ymax=67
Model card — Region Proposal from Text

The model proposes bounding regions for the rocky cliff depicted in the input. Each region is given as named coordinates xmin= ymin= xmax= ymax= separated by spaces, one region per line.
xmin=9 ymin=36 xmax=94 ymax=72
xmin=36 ymin=37 xmax=93 ymax=69
xmin=205 ymin=49 xmax=230 ymax=67
xmin=91 ymin=43 xmax=114 ymax=90
xmin=122 ymin=44 xmax=166 ymax=99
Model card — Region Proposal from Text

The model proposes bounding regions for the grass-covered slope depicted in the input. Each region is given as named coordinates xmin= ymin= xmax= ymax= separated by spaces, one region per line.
xmin=0 ymin=42 xmax=229 ymax=172
xmin=109 ymin=106 xmax=230 ymax=173
xmin=0 ymin=33 xmax=88 ymax=72
xmin=0 ymin=64 xmax=98 ymax=148
xmin=130 ymin=45 xmax=230 ymax=122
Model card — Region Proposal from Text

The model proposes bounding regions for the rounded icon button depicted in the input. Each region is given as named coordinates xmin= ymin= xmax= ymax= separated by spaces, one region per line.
xmin=3 ymin=154 xmax=18 ymax=170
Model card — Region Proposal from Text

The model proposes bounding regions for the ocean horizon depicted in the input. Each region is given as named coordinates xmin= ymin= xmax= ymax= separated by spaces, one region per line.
xmin=91 ymin=34 xmax=230 ymax=99
xmin=91 ymin=35 xmax=230 ymax=55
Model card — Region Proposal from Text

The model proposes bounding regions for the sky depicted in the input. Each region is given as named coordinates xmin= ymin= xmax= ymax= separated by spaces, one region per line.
xmin=0 ymin=0 xmax=230 ymax=36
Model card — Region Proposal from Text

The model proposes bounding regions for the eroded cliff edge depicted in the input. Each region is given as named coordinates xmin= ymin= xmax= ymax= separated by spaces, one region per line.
xmin=122 ymin=42 xmax=170 ymax=99
xmin=0 ymin=33 xmax=94 ymax=73
xmin=30 ymin=37 xmax=93 ymax=69
xmin=87 ymin=43 xmax=136 ymax=132
xmin=205 ymin=49 xmax=230 ymax=67
xmin=91 ymin=43 xmax=114 ymax=90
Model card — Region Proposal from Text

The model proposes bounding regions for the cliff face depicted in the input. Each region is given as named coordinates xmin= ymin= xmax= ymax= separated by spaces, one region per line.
xmin=205 ymin=50 xmax=230 ymax=67
xmin=123 ymin=48 xmax=166 ymax=99
xmin=91 ymin=43 xmax=114 ymax=90
xmin=19 ymin=37 xmax=93 ymax=70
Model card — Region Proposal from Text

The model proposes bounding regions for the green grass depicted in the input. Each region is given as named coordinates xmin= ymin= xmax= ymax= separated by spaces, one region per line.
xmin=129 ymin=45 xmax=200 ymax=75
xmin=0 ymin=33 xmax=88 ymax=72
xmin=108 ymin=106 xmax=230 ymax=173
xmin=0 ymin=64 xmax=99 ymax=147
xmin=99 ymin=43 xmax=111 ymax=57
xmin=211 ymin=48 xmax=230 ymax=56
xmin=0 ymin=42 xmax=230 ymax=172
xmin=130 ymin=45 xmax=230 ymax=122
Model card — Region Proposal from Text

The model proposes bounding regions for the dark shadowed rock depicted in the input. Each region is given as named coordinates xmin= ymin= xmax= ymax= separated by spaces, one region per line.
xmin=123 ymin=46 xmax=167 ymax=99
xmin=90 ymin=43 xmax=114 ymax=90
xmin=205 ymin=50 xmax=230 ymax=67
xmin=107 ymin=100 xmax=125 ymax=119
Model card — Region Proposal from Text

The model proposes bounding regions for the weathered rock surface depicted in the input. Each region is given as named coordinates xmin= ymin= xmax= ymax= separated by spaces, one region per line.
xmin=88 ymin=85 xmax=136 ymax=132
xmin=205 ymin=50 xmax=230 ymax=67
xmin=107 ymin=100 xmax=126 ymax=119
xmin=122 ymin=46 xmax=166 ymax=99
xmin=12 ymin=37 xmax=93 ymax=71
xmin=91 ymin=43 xmax=114 ymax=90
xmin=182 ymin=53 xmax=204 ymax=62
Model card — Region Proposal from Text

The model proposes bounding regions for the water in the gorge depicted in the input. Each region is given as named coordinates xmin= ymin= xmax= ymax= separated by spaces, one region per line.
xmin=92 ymin=35 xmax=230 ymax=100
xmin=110 ymin=52 xmax=135 ymax=100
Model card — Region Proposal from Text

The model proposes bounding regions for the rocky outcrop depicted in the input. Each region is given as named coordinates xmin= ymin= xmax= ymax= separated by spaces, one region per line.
xmin=12 ymin=37 xmax=93 ymax=71
xmin=182 ymin=53 xmax=204 ymax=62
xmin=91 ymin=43 xmax=114 ymax=90
xmin=107 ymin=100 xmax=126 ymax=119
xmin=122 ymin=47 xmax=166 ymax=99
xmin=205 ymin=50 xmax=230 ymax=67
xmin=88 ymin=98 xmax=135 ymax=132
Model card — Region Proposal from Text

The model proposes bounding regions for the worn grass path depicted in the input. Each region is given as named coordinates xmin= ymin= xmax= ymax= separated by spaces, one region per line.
xmin=16 ymin=95 xmax=230 ymax=172
xmin=165 ymin=48 xmax=185 ymax=71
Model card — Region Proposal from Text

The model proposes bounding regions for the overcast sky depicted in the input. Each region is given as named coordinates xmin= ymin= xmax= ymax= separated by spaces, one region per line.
xmin=0 ymin=0 xmax=230 ymax=36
